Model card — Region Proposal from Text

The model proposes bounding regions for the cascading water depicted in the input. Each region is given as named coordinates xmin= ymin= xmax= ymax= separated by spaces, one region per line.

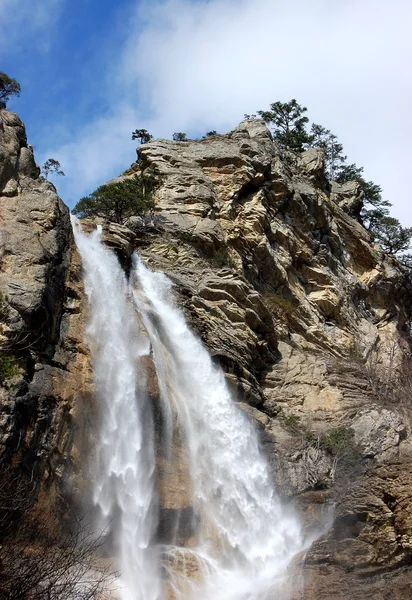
xmin=72 ymin=219 xmax=306 ymax=600
xmin=72 ymin=219 xmax=161 ymax=600
xmin=131 ymin=256 xmax=304 ymax=600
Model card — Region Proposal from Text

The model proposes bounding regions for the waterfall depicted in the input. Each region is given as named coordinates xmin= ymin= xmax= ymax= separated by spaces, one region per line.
xmin=131 ymin=256 xmax=304 ymax=599
xmin=72 ymin=219 xmax=305 ymax=600
xmin=72 ymin=220 xmax=161 ymax=600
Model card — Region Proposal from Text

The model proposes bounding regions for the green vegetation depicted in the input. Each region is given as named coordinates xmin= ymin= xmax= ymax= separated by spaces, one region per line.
xmin=282 ymin=413 xmax=302 ymax=434
xmin=209 ymin=247 xmax=234 ymax=269
xmin=263 ymin=292 xmax=296 ymax=325
xmin=203 ymin=130 xmax=218 ymax=138
xmin=253 ymin=99 xmax=411 ymax=260
xmin=369 ymin=216 xmax=412 ymax=255
xmin=0 ymin=292 xmax=9 ymax=321
xmin=319 ymin=426 xmax=355 ymax=456
xmin=309 ymin=123 xmax=347 ymax=180
xmin=72 ymin=173 xmax=160 ymax=225
xmin=173 ymin=132 xmax=188 ymax=141
xmin=41 ymin=158 xmax=65 ymax=180
xmin=0 ymin=292 xmax=18 ymax=383
xmin=334 ymin=163 xmax=392 ymax=230
xmin=0 ymin=72 xmax=20 ymax=105
xmin=179 ymin=231 xmax=195 ymax=244
xmin=131 ymin=128 xmax=153 ymax=144
xmin=257 ymin=99 xmax=312 ymax=151
xmin=0 ymin=355 xmax=18 ymax=382
xmin=127 ymin=103 xmax=411 ymax=260
xmin=282 ymin=411 xmax=355 ymax=458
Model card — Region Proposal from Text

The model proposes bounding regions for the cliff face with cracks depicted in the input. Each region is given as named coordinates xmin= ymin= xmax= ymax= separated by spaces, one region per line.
xmin=1 ymin=107 xmax=412 ymax=597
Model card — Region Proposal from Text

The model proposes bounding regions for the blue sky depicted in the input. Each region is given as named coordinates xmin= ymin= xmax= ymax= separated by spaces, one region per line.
xmin=1 ymin=0 xmax=411 ymax=227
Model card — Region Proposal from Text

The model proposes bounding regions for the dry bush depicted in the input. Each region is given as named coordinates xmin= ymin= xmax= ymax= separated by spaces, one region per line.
xmin=364 ymin=340 xmax=412 ymax=407
xmin=332 ymin=336 xmax=412 ymax=409
xmin=0 ymin=460 xmax=115 ymax=600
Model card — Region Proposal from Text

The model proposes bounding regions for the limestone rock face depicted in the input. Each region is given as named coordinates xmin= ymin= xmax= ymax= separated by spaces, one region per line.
xmin=129 ymin=122 xmax=412 ymax=596
xmin=1 ymin=110 xmax=412 ymax=597
xmin=0 ymin=109 xmax=38 ymax=195
xmin=0 ymin=108 xmax=95 ymax=516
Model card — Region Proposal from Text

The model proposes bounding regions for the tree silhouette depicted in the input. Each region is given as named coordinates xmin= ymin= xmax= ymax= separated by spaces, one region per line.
xmin=257 ymin=99 xmax=312 ymax=151
xmin=0 ymin=72 xmax=21 ymax=105
xmin=131 ymin=129 xmax=153 ymax=144
xmin=172 ymin=132 xmax=187 ymax=141
xmin=41 ymin=158 xmax=65 ymax=180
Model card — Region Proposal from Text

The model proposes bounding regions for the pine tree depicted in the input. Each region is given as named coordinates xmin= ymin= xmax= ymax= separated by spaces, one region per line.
xmin=309 ymin=124 xmax=347 ymax=179
xmin=173 ymin=132 xmax=188 ymax=141
xmin=203 ymin=131 xmax=217 ymax=138
xmin=257 ymin=99 xmax=312 ymax=151
xmin=131 ymin=129 xmax=153 ymax=144
xmin=335 ymin=163 xmax=391 ymax=227
xmin=41 ymin=158 xmax=65 ymax=180
xmin=371 ymin=217 xmax=412 ymax=254
xmin=72 ymin=173 xmax=159 ymax=224
xmin=0 ymin=72 xmax=21 ymax=105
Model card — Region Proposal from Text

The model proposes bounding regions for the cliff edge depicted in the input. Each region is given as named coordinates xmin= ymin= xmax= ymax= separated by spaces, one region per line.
xmin=1 ymin=109 xmax=412 ymax=598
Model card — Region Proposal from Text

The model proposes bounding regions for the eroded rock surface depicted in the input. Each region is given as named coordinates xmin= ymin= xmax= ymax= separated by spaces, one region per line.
xmin=127 ymin=120 xmax=412 ymax=596
xmin=1 ymin=111 xmax=412 ymax=597
xmin=0 ymin=108 xmax=95 ymax=519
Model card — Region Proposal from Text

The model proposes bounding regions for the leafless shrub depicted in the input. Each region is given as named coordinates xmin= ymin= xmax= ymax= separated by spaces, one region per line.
xmin=0 ymin=519 xmax=115 ymax=599
xmin=0 ymin=462 xmax=35 ymax=537
xmin=364 ymin=340 xmax=412 ymax=407
xmin=0 ymin=460 xmax=115 ymax=599
xmin=331 ymin=336 xmax=412 ymax=409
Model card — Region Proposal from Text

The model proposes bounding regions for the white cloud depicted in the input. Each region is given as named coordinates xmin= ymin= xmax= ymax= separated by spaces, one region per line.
xmin=42 ymin=105 xmax=141 ymax=203
xmin=48 ymin=0 xmax=412 ymax=226
xmin=0 ymin=0 xmax=64 ymax=53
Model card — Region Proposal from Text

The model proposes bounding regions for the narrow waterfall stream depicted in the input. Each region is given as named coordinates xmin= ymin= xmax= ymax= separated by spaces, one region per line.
xmin=72 ymin=221 xmax=160 ymax=600
xmin=72 ymin=221 xmax=305 ymax=600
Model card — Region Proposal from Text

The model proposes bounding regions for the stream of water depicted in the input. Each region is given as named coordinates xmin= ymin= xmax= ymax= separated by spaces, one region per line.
xmin=72 ymin=220 xmax=305 ymax=600
xmin=72 ymin=221 xmax=160 ymax=600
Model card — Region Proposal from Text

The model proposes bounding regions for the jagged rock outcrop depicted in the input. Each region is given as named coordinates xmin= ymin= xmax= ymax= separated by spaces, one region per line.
xmin=0 ymin=108 xmax=95 ymax=519
xmin=128 ymin=120 xmax=412 ymax=597
xmin=1 ymin=110 xmax=412 ymax=598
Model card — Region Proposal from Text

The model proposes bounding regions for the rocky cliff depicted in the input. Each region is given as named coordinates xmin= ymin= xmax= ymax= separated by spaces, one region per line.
xmin=1 ymin=108 xmax=412 ymax=598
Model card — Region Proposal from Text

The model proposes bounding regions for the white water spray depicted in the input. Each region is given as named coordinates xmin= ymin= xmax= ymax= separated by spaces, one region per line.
xmin=72 ymin=220 xmax=161 ymax=600
xmin=72 ymin=219 xmax=306 ymax=600
xmin=132 ymin=256 xmax=305 ymax=599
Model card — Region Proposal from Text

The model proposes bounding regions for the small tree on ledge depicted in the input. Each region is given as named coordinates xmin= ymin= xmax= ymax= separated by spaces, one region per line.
xmin=72 ymin=173 xmax=160 ymax=225
xmin=257 ymin=99 xmax=312 ymax=151
xmin=371 ymin=217 xmax=412 ymax=255
xmin=0 ymin=72 xmax=21 ymax=106
xmin=131 ymin=129 xmax=153 ymax=144
xmin=203 ymin=130 xmax=217 ymax=138
xmin=41 ymin=158 xmax=65 ymax=180
xmin=173 ymin=132 xmax=187 ymax=141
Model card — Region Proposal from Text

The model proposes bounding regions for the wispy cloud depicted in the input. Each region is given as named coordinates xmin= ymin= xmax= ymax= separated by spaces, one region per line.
xmin=43 ymin=104 xmax=140 ymax=202
xmin=45 ymin=0 xmax=412 ymax=225
xmin=0 ymin=0 xmax=64 ymax=53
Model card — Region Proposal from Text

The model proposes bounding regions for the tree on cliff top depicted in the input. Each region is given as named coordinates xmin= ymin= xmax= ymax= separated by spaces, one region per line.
xmin=257 ymin=99 xmax=312 ymax=151
xmin=173 ymin=132 xmax=187 ymax=141
xmin=41 ymin=158 xmax=65 ymax=180
xmin=72 ymin=173 xmax=159 ymax=224
xmin=0 ymin=72 xmax=21 ymax=105
xmin=131 ymin=129 xmax=153 ymax=144
xmin=335 ymin=163 xmax=392 ymax=226
xmin=308 ymin=123 xmax=347 ymax=180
